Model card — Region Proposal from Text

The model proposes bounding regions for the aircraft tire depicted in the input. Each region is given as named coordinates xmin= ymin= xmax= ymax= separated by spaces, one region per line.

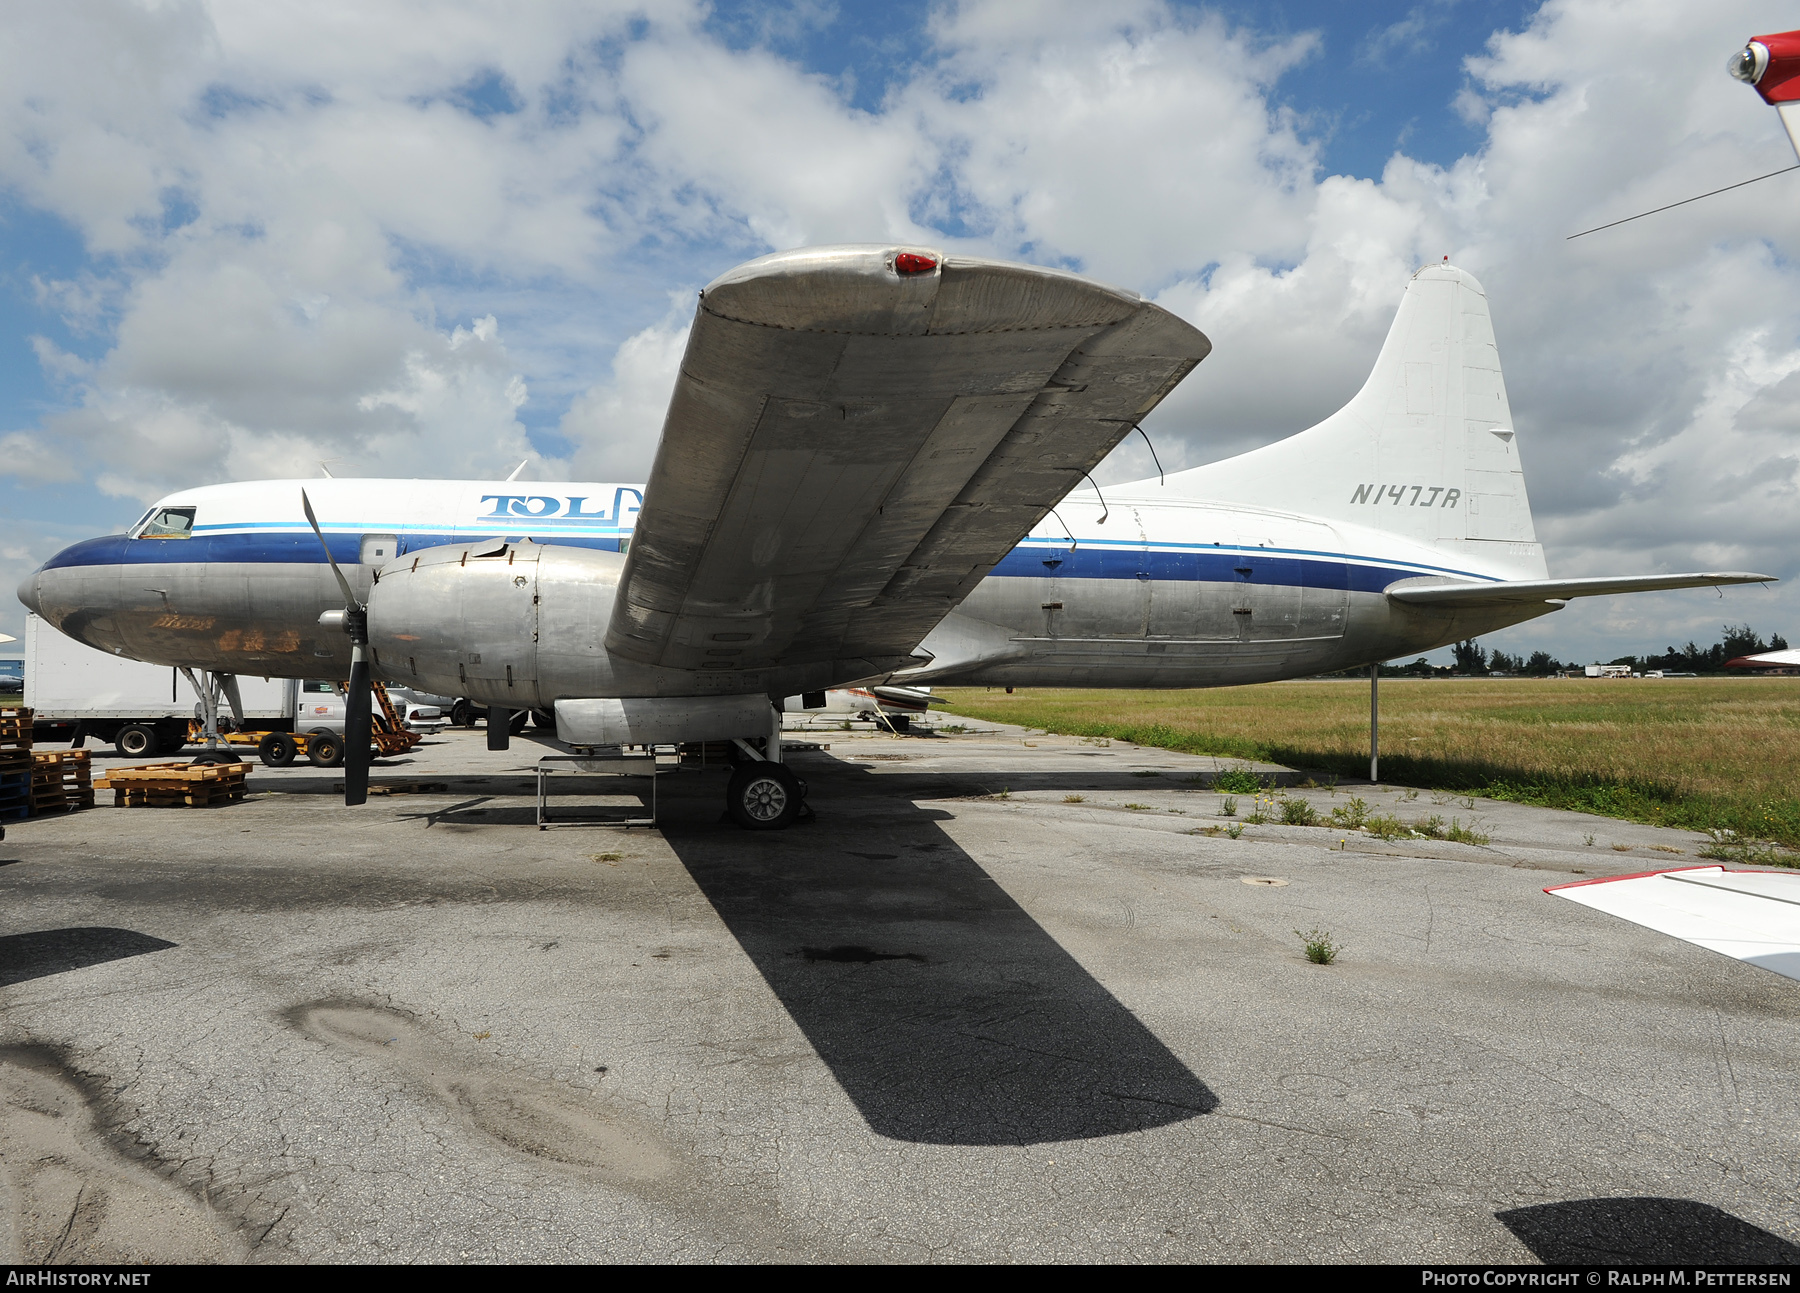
xmin=259 ymin=731 xmax=298 ymax=767
xmin=115 ymin=724 xmax=157 ymax=758
xmin=726 ymin=762 xmax=802 ymax=830
xmin=306 ymin=729 xmax=343 ymax=768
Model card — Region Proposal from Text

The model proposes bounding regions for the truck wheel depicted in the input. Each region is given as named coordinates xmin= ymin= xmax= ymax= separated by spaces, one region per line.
xmin=115 ymin=724 xmax=157 ymax=758
xmin=451 ymin=700 xmax=476 ymax=728
xmin=726 ymin=762 xmax=802 ymax=830
xmin=259 ymin=732 xmax=298 ymax=767
xmin=306 ymin=730 xmax=343 ymax=768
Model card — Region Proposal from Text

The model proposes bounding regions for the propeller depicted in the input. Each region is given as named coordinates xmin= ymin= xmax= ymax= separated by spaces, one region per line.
xmin=301 ymin=489 xmax=371 ymax=806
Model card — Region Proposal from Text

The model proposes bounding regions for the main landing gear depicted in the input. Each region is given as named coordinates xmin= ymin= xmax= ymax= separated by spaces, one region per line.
xmin=720 ymin=706 xmax=811 ymax=829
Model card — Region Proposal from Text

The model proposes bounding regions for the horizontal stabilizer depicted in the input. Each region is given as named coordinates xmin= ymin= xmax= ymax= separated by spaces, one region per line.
xmin=1548 ymin=867 xmax=1800 ymax=981
xmin=1386 ymin=572 xmax=1773 ymax=609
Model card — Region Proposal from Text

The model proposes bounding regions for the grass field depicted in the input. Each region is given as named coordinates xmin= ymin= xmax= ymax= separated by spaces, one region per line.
xmin=940 ymin=678 xmax=1800 ymax=851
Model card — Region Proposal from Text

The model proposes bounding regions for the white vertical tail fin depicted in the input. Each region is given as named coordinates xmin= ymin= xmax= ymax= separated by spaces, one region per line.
xmin=1167 ymin=264 xmax=1548 ymax=580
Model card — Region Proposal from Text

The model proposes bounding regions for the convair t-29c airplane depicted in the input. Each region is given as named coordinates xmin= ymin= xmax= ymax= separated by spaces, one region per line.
xmin=18 ymin=246 xmax=1771 ymax=827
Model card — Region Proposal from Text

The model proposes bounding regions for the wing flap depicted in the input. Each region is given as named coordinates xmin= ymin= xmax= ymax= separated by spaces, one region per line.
xmin=606 ymin=245 xmax=1210 ymax=675
xmin=1387 ymin=572 xmax=1774 ymax=608
xmin=1548 ymin=866 xmax=1800 ymax=981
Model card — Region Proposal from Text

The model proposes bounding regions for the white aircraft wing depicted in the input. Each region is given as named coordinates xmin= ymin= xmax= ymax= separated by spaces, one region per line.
xmin=604 ymin=245 xmax=1209 ymax=675
xmin=1385 ymin=572 xmax=1773 ymax=609
xmin=1547 ymin=866 xmax=1800 ymax=981
xmin=1729 ymin=647 xmax=1800 ymax=668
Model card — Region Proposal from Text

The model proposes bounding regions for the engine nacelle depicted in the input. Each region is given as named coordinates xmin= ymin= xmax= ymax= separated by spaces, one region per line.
xmin=367 ymin=538 xmax=623 ymax=709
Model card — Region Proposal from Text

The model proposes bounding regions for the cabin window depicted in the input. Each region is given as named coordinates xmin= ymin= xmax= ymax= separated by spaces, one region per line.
xmin=133 ymin=506 xmax=197 ymax=539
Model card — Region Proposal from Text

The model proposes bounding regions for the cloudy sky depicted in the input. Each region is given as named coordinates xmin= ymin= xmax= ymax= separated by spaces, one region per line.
xmin=3 ymin=0 xmax=1798 ymax=664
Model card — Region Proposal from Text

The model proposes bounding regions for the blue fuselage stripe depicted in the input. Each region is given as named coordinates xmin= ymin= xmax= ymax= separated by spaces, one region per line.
xmin=43 ymin=528 xmax=1488 ymax=595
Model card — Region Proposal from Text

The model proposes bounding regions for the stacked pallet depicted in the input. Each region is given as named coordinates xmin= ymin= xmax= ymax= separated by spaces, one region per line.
xmin=0 ymin=708 xmax=31 ymax=822
xmin=97 ymin=761 xmax=250 ymax=808
xmin=30 ymin=749 xmax=94 ymax=815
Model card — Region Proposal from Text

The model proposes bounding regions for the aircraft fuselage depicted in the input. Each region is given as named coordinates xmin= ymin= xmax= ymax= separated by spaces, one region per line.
xmin=19 ymin=477 xmax=1557 ymax=700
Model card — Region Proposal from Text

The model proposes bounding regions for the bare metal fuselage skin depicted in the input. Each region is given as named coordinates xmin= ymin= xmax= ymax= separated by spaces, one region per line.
xmin=19 ymin=477 xmax=1553 ymax=707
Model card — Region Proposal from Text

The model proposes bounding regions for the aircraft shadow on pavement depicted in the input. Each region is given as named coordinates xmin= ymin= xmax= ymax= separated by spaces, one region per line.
xmin=659 ymin=756 xmax=1218 ymax=1147
xmin=1496 ymin=1197 xmax=1800 ymax=1265
xmin=0 ymin=927 xmax=178 ymax=988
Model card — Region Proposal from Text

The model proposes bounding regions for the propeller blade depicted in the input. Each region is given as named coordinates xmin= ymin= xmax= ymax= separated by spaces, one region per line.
xmin=300 ymin=488 xmax=363 ymax=610
xmin=344 ymin=652 xmax=371 ymax=806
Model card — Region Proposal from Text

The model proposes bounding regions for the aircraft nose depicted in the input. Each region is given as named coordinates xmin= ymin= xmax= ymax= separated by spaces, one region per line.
xmin=16 ymin=569 xmax=40 ymax=616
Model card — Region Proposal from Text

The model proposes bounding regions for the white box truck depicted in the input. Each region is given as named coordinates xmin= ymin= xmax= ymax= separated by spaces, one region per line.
xmin=24 ymin=613 xmax=297 ymax=756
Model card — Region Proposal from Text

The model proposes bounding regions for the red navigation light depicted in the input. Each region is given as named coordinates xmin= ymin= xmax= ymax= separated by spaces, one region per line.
xmin=1735 ymin=30 xmax=1800 ymax=103
xmin=893 ymin=252 xmax=938 ymax=276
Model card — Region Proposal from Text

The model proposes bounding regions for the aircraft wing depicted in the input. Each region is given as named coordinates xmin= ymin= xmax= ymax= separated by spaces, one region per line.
xmin=1547 ymin=867 xmax=1800 ymax=982
xmin=1727 ymin=648 xmax=1800 ymax=668
xmin=1385 ymin=572 xmax=1773 ymax=609
xmin=604 ymin=245 xmax=1209 ymax=674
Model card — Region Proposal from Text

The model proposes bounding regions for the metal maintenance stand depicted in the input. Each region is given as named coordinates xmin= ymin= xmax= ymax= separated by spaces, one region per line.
xmin=536 ymin=749 xmax=658 ymax=829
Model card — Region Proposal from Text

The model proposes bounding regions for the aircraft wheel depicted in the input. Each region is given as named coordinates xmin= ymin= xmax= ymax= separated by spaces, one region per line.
xmin=532 ymin=708 xmax=557 ymax=735
xmin=451 ymin=700 xmax=477 ymax=728
xmin=258 ymin=732 xmax=298 ymax=767
xmin=306 ymin=729 xmax=343 ymax=768
xmin=726 ymin=762 xmax=802 ymax=830
xmin=115 ymin=724 xmax=157 ymax=758
xmin=190 ymin=749 xmax=241 ymax=765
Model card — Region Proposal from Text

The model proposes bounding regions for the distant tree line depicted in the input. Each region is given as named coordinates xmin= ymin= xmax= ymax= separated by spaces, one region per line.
xmin=1356 ymin=623 xmax=1789 ymax=677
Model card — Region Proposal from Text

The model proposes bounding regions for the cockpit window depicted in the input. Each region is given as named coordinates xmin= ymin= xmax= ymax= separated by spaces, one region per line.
xmin=133 ymin=506 xmax=197 ymax=539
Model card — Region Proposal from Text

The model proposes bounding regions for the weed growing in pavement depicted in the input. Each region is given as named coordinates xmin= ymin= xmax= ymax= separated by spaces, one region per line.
xmin=1584 ymin=834 xmax=1595 ymax=847
xmin=1212 ymin=767 xmax=1267 ymax=795
xmin=1612 ymin=843 xmax=1631 ymax=852
xmin=1132 ymin=770 xmax=1162 ymax=778
xmin=1365 ymin=813 xmax=1409 ymax=840
xmin=1123 ymin=802 xmax=1152 ymax=811
xmin=1414 ymin=814 xmax=1447 ymax=838
xmin=1280 ymin=798 xmax=1319 ymax=826
xmin=1226 ymin=822 xmax=1244 ymax=839
xmin=1697 ymin=829 xmax=1800 ymax=868
xmin=1243 ymin=795 xmax=1275 ymax=825
xmin=1330 ymin=797 xmax=1370 ymax=829
xmin=1444 ymin=818 xmax=1489 ymax=846
xmin=1295 ymin=928 xmax=1342 ymax=965
xmin=939 ymin=724 xmax=968 ymax=734
xmin=1063 ymin=794 xmax=1085 ymax=804
xmin=1219 ymin=796 xmax=1238 ymax=817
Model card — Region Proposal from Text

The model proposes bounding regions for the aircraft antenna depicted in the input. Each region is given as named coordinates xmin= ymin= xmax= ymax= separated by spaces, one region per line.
xmin=1566 ymin=164 xmax=1798 ymax=239
xmin=1081 ymin=472 xmax=1109 ymax=523
xmin=1132 ymin=424 xmax=1165 ymax=485
xmin=505 ymin=459 xmax=528 ymax=481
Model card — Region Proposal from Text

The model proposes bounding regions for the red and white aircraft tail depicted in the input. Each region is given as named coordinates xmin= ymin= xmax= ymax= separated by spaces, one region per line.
xmin=1729 ymin=29 xmax=1800 ymax=160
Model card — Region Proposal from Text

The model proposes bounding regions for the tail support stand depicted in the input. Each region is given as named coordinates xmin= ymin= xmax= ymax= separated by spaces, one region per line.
xmin=1369 ymin=662 xmax=1380 ymax=785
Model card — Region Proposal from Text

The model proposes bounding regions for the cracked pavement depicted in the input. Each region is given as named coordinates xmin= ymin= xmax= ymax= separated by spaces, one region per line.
xmin=0 ymin=719 xmax=1795 ymax=1263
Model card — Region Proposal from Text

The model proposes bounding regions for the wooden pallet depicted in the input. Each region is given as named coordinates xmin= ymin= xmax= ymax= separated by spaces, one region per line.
xmin=96 ymin=760 xmax=250 ymax=809
xmin=30 ymin=749 xmax=94 ymax=814
xmin=0 ymin=708 xmax=32 ymax=741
